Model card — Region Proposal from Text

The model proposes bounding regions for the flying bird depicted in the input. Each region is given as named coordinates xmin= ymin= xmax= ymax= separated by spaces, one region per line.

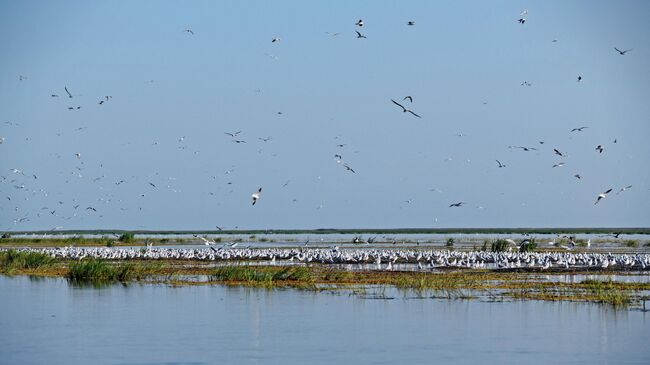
xmin=86 ymin=206 xmax=97 ymax=212
xmin=407 ymin=21 xmax=415 ymax=26
xmin=571 ymin=126 xmax=588 ymax=132
xmin=553 ymin=149 xmax=563 ymax=156
xmin=224 ymin=131 xmax=241 ymax=137
xmin=148 ymin=182 xmax=157 ymax=188
xmin=577 ymin=75 xmax=582 ymax=82
xmin=508 ymin=146 xmax=537 ymax=151
xmin=391 ymin=99 xmax=421 ymax=118
xmin=496 ymin=160 xmax=506 ymax=168
xmin=595 ymin=145 xmax=604 ymax=153
xmin=403 ymin=96 xmax=413 ymax=102
xmin=271 ymin=37 xmax=281 ymax=43
xmin=355 ymin=19 xmax=363 ymax=27
xmin=617 ymin=185 xmax=632 ymax=194
xmin=594 ymin=188 xmax=612 ymax=205
xmin=449 ymin=202 xmax=466 ymax=208
xmin=64 ymin=86 xmax=73 ymax=98
xmin=355 ymin=31 xmax=367 ymax=39
xmin=251 ymin=187 xmax=262 ymax=205
xmin=552 ymin=162 xmax=565 ymax=168
xmin=574 ymin=174 xmax=582 ymax=179
xmin=614 ymin=47 xmax=632 ymax=55
xmin=184 ymin=29 xmax=194 ymax=35
xmin=517 ymin=18 xmax=526 ymax=24
xmin=343 ymin=163 xmax=356 ymax=173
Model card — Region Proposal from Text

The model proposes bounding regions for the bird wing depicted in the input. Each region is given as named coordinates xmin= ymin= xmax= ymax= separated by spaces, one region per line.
xmin=408 ymin=110 xmax=422 ymax=118
xmin=356 ymin=31 xmax=362 ymax=37
xmin=65 ymin=87 xmax=72 ymax=98
xmin=604 ymin=188 xmax=612 ymax=194
xmin=614 ymin=47 xmax=622 ymax=53
xmin=391 ymin=99 xmax=407 ymax=112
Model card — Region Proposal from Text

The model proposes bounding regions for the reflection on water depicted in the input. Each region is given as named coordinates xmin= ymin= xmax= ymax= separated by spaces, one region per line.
xmin=1 ymin=275 xmax=648 ymax=365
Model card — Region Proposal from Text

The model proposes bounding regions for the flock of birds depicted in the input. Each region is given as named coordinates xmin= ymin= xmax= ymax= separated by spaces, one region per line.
xmin=0 ymin=8 xmax=643 ymax=231
xmin=7 ymin=246 xmax=650 ymax=271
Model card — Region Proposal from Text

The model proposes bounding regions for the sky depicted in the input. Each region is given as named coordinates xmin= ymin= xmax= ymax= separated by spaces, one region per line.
xmin=1 ymin=1 xmax=649 ymax=231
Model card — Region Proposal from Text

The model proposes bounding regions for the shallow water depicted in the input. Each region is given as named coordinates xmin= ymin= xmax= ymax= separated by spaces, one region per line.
xmin=1 ymin=276 xmax=649 ymax=364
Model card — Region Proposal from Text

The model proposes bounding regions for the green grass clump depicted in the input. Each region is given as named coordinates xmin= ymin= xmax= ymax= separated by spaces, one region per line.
xmin=446 ymin=238 xmax=455 ymax=247
xmin=67 ymin=259 xmax=160 ymax=282
xmin=118 ymin=232 xmax=135 ymax=243
xmin=491 ymin=239 xmax=509 ymax=252
xmin=519 ymin=239 xmax=537 ymax=253
xmin=211 ymin=266 xmax=314 ymax=285
xmin=581 ymin=279 xmax=631 ymax=307
xmin=0 ymin=249 xmax=56 ymax=272
xmin=625 ymin=240 xmax=638 ymax=248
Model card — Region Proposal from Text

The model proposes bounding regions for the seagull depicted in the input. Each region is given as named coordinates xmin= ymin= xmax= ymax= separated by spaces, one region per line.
xmin=571 ymin=126 xmax=588 ymax=132
xmin=355 ymin=31 xmax=367 ymax=39
xmin=496 ymin=160 xmax=506 ymax=168
xmin=577 ymin=75 xmax=582 ymax=82
xmin=343 ymin=163 xmax=356 ymax=173
xmin=508 ymin=146 xmax=537 ymax=151
xmin=271 ymin=37 xmax=280 ymax=43
xmin=224 ymin=131 xmax=241 ymax=137
xmin=553 ymin=148 xmax=564 ymax=156
xmin=258 ymin=136 xmax=272 ymax=142
xmin=407 ymin=21 xmax=415 ymax=26
xmin=148 ymin=182 xmax=157 ymax=188
xmin=552 ymin=162 xmax=565 ymax=168
xmin=574 ymin=174 xmax=582 ymax=179
xmin=184 ymin=29 xmax=194 ymax=35
xmin=449 ymin=202 xmax=466 ymax=208
xmin=64 ymin=86 xmax=73 ymax=98
xmin=391 ymin=99 xmax=421 ymax=118
xmin=325 ymin=32 xmax=340 ymax=37
xmin=355 ymin=19 xmax=363 ymax=27
xmin=617 ymin=185 xmax=632 ymax=194
xmin=517 ymin=18 xmax=526 ymax=24
xmin=251 ymin=187 xmax=262 ymax=205
xmin=86 ymin=206 xmax=97 ymax=212
xmin=595 ymin=144 xmax=604 ymax=153
xmin=521 ymin=81 xmax=532 ymax=86
xmin=403 ymin=96 xmax=413 ymax=102
xmin=74 ymin=153 xmax=81 ymax=159
xmin=232 ymin=139 xmax=247 ymax=144
xmin=194 ymin=235 xmax=216 ymax=245
xmin=594 ymin=188 xmax=612 ymax=205
xmin=614 ymin=47 xmax=632 ymax=55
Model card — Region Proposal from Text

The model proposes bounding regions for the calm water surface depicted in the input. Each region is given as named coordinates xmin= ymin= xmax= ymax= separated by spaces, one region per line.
xmin=1 ymin=275 xmax=648 ymax=365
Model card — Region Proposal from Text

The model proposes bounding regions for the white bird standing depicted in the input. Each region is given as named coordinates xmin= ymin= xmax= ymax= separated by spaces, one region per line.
xmin=251 ymin=187 xmax=262 ymax=205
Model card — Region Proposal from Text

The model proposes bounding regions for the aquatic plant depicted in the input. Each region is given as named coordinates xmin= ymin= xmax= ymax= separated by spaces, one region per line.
xmin=0 ymin=249 xmax=56 ymax=272
xmin=211 ymin=266 xmax=314 ymax=285
xmin=519 ymin=239 xmax=537 ymax=253
xmin=625 ymin=240 xmax=638 ymax=248
xmin=118 ymin=232 xmax=135 ymax=243
xmin=491 ymin=239 xmax=509 ymax=252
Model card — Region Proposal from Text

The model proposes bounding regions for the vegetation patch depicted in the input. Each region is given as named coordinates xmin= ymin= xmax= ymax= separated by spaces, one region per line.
xmin=0 ymin=249 xmax=56 ymax=273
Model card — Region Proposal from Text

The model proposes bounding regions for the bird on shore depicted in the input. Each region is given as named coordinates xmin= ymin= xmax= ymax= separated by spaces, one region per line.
xmin=391 ymin=99 xmax=421 ymax=118
xmin=594 ymin=188 xmax=612 ymax=205
xmin=496 ymin=160 xmax=506 ymax=168
xmin=251 ymin=187 xmax=262 ymax=205
xmin=614 ymin=47 xmax=632 ymax=55
xmin=355 ymin=31 xmax=367 ymax=39
xmin=571 ymin=126 xmax=588 ymax=132
xmin=449 ymin=202 xmax=466 ymax=208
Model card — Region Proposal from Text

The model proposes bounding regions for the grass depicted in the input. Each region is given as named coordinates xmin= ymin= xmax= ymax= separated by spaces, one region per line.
xmin=625 ymin=240 xmax=639 ymax=248
xmin=0 ymin=249 xmax=56 ymax=273
xmin=118 ymin=232 xmax=135 ymax=243
xmin=68 ymin=259 xmax=163 ymax=283
xmin=211 ymin=266 xmax=314 ymax=286
xmin=491 ymin=239 xmax=509 ymax=252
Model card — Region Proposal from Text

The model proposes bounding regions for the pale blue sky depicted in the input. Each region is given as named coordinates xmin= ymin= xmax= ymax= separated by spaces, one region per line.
xmin=1 ymin=1 xmax=649 ymax=230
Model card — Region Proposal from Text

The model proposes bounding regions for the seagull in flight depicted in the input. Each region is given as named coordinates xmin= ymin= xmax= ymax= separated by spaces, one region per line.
xmin=571 ymin=126 xmax=588 ymax=132
xmin=552 ymin=162 xmax=565 ymax=168
xmin=251 ymin=187 xmax=262 ymax=205
xmin=193 ymin=234 xmax=216 ymax=245
xmin=64 ymin=86 xmax=73 ymax=98
xmin=617 ymin=185 xmax=632 ymax=194
xmin=594 ymin=188 xmax=612 ymax=205
xmin=343 ymin=163 xmax=356 ymax=173
xmin=271 ymin=37 xmax=281 ymax=43
xmin=86 ymin=206 xmax=97 ymax=212
xmin=595 ymin=144 xmax=604 ymax=153
xmin=508 ymin=146 xmax=537 ymax=151
xmin=553 ymin=148 xmax=564 ymax=157
xmin=407 ymin=21 xmax=416 ymax=26
xmin=574 ymin=174 xmax=582 ymax=179
xmin=403 ymin=96 xmax=413 ymax=102
xmin=614 ymin=47 xmax=632 ymax=55
xmin=232 ymin=139 xmax=247 ymax=144
xmin=355 ymin=31 xmax=367 ymax=39
xmin=449 ymin=202 xmax=466 ymax=208
xmin=148 ymin=182 xmax=157 ymax=188
xmin=355 ymin=19 xmax=363 ymax=27
xmin=224 ymin=131 xmax=241 ymax=137
xmin=496 ymin=160 xmax=506 ymax=168
xmin=391 ymin=99 xmax=421 ymax=118
xmin=184 ymin=29 xmax=194 ymax=35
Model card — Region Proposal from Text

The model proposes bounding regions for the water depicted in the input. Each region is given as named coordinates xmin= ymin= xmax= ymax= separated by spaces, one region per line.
xmin=1 ymin=275 xmax=649 ymax=365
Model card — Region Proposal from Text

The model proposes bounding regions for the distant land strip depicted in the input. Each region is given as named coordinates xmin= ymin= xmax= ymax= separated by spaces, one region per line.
xmin=5 ymin=228 xmax=650 ymax=236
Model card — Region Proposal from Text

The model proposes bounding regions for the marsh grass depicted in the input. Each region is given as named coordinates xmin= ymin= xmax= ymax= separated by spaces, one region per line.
xmin=491 ymin=239 xmax=509 ymax=252
xmin=0 ymin=249 xmax=56 ymax=273
xmin=625 ymin=240 xmax=639 ymax=248
xmin=211 ymin=266 xmax=315 ymax=286
xmin=68 ymin=259 xmax=163 ymax=283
